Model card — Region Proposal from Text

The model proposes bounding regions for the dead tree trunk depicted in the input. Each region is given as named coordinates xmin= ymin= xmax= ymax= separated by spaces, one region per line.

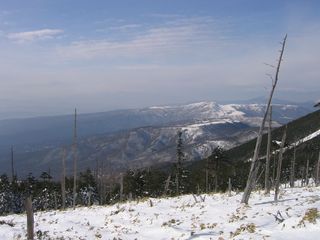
xmin=61 ymin=148 xmax=66 ymax=210
xmin=316 ymin=151 xmax=320 ymax=186
xmin=214 ymin=173 xmax=218 ymax=193
xmin=95 ymin=158 xmax=99 ymax=183
xmin=120 ymin=173 xmax=124 ymax=201
xmin=175 ymin=173 xmax=179 ymax=194
xmin=197 ymin=184 xmax=200 ymax=194
xmin=98 ymin=160 xmax=107 ymax=205
xmin=271 ymin=153 xmax=277 ymax=188
xmin=205 ymin=157 xmax=209 ymax=193
xmin=25 ymin=197 xmax=34 ymax=240
xmin=128 ymin=192 xmax=132 ymax=201
xmin=228 ymin=178 xmax=232 ymax=197
xmin=265 ymin=105 xmax=272 ymax=194
xmin=290 ymin=143 xmax=296 ymax=188
xmin=305 ymin=158 xmax=310 ymax=186
xmin=241 ymin=34 xmax=287 ymax=204
xmin=164 ymin=174 xmax=171 ymax=196
xmin=72 ymin=108 xmax=78 ymax=209
xmin=274 ymin=127 xmax=287 ymax=202
xmin=54 ymin=192 xmax=57 ymax=210
xmin=11 ymin=146 xmax=15 ymax=183
xmin=255 ymin=163 xmax=264 ymax=189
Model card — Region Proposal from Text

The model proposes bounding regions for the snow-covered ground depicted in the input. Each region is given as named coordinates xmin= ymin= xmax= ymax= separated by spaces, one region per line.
xmin=1 ymin=186 xmax=320 ymax=239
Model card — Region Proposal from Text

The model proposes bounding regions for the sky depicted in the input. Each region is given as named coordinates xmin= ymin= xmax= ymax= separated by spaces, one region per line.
xmin=0 ymin=0 xmax=319 ymax=118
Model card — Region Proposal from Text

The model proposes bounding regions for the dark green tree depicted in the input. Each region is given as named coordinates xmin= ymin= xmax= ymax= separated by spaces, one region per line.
xmin=207 ymin=146 xmax=227 ymax=192
xmin=174 ymin=130 xmax=190 ymax=194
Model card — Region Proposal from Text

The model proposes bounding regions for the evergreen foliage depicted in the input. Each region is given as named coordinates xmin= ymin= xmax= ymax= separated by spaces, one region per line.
xmin=172 ymin=130 xmax=190 ymax=195
xmin=0 ymin=109 xmax=319 ymax=215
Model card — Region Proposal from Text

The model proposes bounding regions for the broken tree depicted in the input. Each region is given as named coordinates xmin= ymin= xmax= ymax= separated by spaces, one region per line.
xmin=241 ymin=34 xmax=287 ymax=204
xmin=274 ymin=126 xmax=287 ymax=202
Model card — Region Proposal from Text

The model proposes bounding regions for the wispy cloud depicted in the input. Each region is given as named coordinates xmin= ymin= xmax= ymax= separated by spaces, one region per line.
xmin=58 ymin=16 xmax=226 ymax=60
xmin=108 ymin=24 xmax=141 ymax=31
xmin=7 ymin=28 xmax=63 ymax=42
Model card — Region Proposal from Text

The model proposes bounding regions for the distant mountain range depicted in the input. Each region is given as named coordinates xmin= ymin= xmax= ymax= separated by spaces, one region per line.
xmin=0 ymin=100 xmax=314 ymax=178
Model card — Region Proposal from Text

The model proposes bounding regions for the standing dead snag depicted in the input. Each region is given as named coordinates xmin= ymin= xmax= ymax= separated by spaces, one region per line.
xmin=305 ymin=158 xmax=310 ymax=186
xmin=228 ymin=178 xmax=232 ymax=197
xmin=241 ymin=34 xmax=287 ymax=204
xmin=274 ymin=127 xmax=287 ymax=202
xmin=25 ymin=197 xmax=34 ymax=240
xmin=120 ymin=173 xmax=124 ymax=201
xmin=205 ymin=157 xmax=209 ymax=193
xmin=265 ymin=105 xmax=272 ymax=194
xmin=11 ymin=146 xmax=15 ymax=183
xmin=316 ymin=151 xmax=320 ymax=186
xmin=61 ymin=148 xmax=66 ymax=210
xmin=72 ymin=108 xmax=78 ymax=209
xmin=164 ymin=174 xmax=171 ymax=196
xmin=290 ymin=141 xmax=296 ymax=188
xmin=314 ymin=101 xmax=320 ymax=186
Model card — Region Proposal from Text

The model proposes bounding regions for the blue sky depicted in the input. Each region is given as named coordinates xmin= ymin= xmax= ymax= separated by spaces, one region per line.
xmin=0 ymin=0 xmax=319 ymax=118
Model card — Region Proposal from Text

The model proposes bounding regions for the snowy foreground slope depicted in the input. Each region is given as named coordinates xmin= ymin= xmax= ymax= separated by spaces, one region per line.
xmin=1 ymin=186 xmax=320 ymax=239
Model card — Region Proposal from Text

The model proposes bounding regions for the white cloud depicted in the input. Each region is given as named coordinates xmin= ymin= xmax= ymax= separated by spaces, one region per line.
xmin=108 ymin=24 xmax=141 ymax=31
xmin=1 ymin=14 xmax=319 ymax=116
xmin=7 ymin=28 xmax=63 ymax=42
xmin=58 ymin=16 xmax=225 ymax=60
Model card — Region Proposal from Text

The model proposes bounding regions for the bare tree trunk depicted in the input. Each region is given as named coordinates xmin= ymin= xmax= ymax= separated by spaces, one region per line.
xmin=214 ymin=173 xmax=218 ymax=193
xmin=54 ymin=192 xmax=57 ymax=210
xmin=175 ymin=173 xmax=179 ymax=194
xmin=305 ymin=158 xmax=310 ymax=186
xmin=61 ymin=148 xmax=66 ymax=210
xmin=274 ymin=127 xmax=287 ymax=202
xmin=290 ymin=143 xmax=296 ymax=188
xmin=120 ymin=173 xmax=124 ymax=201
xmin=255 ymin=163 xmax=264 ymax=188
xmin=205 ymin=169 xmax=209 ymax=193
xmin=95 ymin=158 xmax=99 ymax=184
xmin=300 ymin=166 xmax=305 ymax=187
xmin=11 ymin=146 xmax=15 ymax=183
xmin=316 ymin=151 xmax=320 ymax=186
xmin=128 ymin=192 xmax=132 ymax=201
xmin=88 ymin=191 xmax=91 ymax=206
xmin=25 ymin=197 xmax=34 ymax=240
xmin=100 ymin=176 xmax=106 ymax=205
xmin=271 ymin=153 xmax=276 ymax=188
xmin=72 ymin=108 xmax=78 ymax=209
xmin=241 ymin=34 xmax=287 ymax=204
xmin=197 ymin=184 xmax=200 ymax=195
xmin=164 ymin=175 xmax=171 ymax=196
xmin=99 ymin=161 xmax=104 ymax=205
xmin=265 ymin=105 xmax=272 ymax=194
xmin=228 ymin=178 xmax=232 ymax=197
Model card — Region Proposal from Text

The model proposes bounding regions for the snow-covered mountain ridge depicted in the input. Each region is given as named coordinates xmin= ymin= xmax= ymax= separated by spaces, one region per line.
xmin=144 ymin=101 xmax=304 ymax=123
xmin=1 ymin=185 xmax=320 ymax=239
xmin=0 ymin=100 xmax=312 ymax=177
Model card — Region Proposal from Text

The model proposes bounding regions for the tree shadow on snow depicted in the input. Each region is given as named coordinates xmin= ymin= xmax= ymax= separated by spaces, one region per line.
xmin=186 ymin=231 xmax=218 ymax=239
xmin=254 ymin=198 xmax=297 ymax=205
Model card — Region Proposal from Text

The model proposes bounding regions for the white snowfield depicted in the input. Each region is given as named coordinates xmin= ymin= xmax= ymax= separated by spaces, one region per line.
xmin=1 ymin=186 xmax=320 ymax=239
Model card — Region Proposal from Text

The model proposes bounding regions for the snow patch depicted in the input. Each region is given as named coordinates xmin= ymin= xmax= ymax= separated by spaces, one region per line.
xmin=1 ymin=186 xmax=320 ymax=239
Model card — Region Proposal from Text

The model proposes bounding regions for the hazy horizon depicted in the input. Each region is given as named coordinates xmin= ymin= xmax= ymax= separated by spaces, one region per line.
xmin=0 ymin=1 xmax=319 ymax=118
xmin=0 ymin=95 xmax=317 ymax=121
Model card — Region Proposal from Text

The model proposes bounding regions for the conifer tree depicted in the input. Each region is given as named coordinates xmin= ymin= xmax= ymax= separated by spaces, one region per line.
xmin=207 ymin=146 xmax=226 ymax=192
xmin=174 ymin=130 xmax=189 ymax=194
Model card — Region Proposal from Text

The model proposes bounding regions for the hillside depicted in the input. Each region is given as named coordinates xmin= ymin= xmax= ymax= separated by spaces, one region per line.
xmin=0 ymin=101 xmax=310 ymax=150
xmin=225 ymin=108 xmax=320 ymax=165
xmin=1 ymin=185 xmax=320 ymax=239
xmin=0 ymin=101 xmax=312 ymax=178
xmin=187 ymin=109 xmax=320 ymax=191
